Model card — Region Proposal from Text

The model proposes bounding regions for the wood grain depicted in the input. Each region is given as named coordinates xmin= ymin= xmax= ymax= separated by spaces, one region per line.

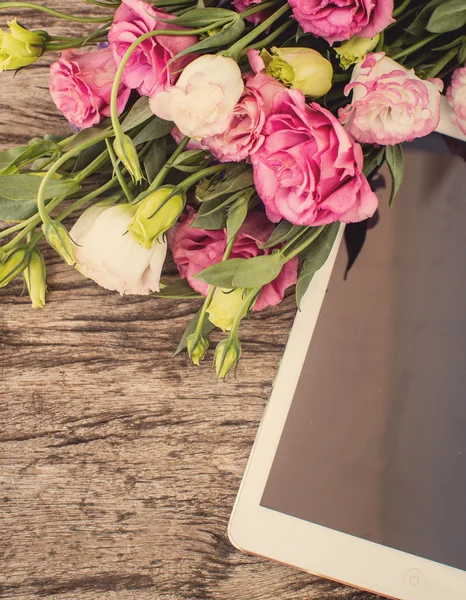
xmin=0 ymin=3 xmax=379 ymax=599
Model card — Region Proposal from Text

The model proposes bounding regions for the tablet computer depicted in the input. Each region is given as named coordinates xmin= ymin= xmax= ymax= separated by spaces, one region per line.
xmin=228 ymin=145 xmax=466 ymax=600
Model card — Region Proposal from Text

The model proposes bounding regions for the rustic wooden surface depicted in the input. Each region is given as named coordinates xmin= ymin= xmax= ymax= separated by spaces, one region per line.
xmin=0 ymin=3 xmax=379 ymax=599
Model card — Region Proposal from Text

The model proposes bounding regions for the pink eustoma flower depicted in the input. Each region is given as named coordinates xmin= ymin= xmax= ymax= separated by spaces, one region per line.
xmin=339 ymin=52 xmax=443 ymax=145
xmin=170 ymin=209 xmax=298 ymax=312
xmin=288 ymin=0 xmax=394 ymax=44
xmin=50 ymin=47 xmax=130 ymax=129
xmin=252 ymin=87 xmax=378 ymax=226
xmin=204 ymin=71 xmax=284 ymax=163
xmin=447 ymin=64 xmax=466 ymax=136
xmin=109 ymin=0 xmax=198 ymax=97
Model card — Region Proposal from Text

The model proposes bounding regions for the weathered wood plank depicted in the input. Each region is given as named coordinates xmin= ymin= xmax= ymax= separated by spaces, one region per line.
xmin=0 ymin=3 xmax=378 ymax=599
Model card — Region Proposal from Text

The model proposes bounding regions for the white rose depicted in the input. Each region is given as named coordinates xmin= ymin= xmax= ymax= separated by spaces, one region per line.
xmin=70 ymin=204 xmax=167 ymax=295
xmin=149 ymin=54 xmax=244 ymax=139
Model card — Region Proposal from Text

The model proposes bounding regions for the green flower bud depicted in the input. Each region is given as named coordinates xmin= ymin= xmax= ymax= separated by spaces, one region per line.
xmin=334 ymin=35 xmax=380 ymax=70
xmin=42 ymin=220 xmax=75 ymax=266
xmin=206 ymin=288 xmax=244 ymax=332
xmin=23 ymin=248 xmax=46 ymax=308
xmin=128 ymin=186 xmax=185 ymax=249
xmin=114 ymin=134 xmax=144 ymax=183
xmin=0 ymin=244 xmax=31 ymax=287
xmin=0 ymin=19 xmax=44 ymax=72
xmin=266 ymin=47 xmax=333 ymax=99
xmin=214 ymin=337 xmax=242 ymax=380
xmin=186 ymin=332 xmax=209 ymax=366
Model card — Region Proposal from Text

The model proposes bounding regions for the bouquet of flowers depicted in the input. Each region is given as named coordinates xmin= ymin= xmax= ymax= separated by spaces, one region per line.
xmin=0 ymin=0 xmax=465 ymax=377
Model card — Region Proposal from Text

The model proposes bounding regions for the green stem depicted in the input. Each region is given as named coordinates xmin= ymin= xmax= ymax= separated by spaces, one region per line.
xmin=177 ymin=164 xmax=226 ymax=192
xmin=282 ymin=225 xmax=326 ymax=261
xmin=194 ymin=236 xmax=237 ymax=339
xmin=230 ymin=287 xmax=260 ymax=335
xmin=225 ymin=3 xmax=291 ymax=60
xmin=45 ymin=37 xmax=108 ymax=50
xmin=0 ymin=2 xmax=110 ymax=22
xmin=239 ymin=19 xmax=293 ymax=56
xmin=391 ymin=34 xmax=440 ymax=61
xmin=74 ymin=149 xmax=110 ymax=183
xmin=36 ymin=130 xmax=112 ymax=227
xmin=149 ymin=136 xmax=190 ymax=191
xmin=425 ymin=48 xmax=458 ymax=78
xmin=2 ymin=175 xmax=120 ymax=251
xmin=279 ymin=227 xmax=308 ymax=254
xmin=57 ymin=190 xmax=123 ymax=223
xmin=239 ymin=0 xmax=280 ymax=18
xmin=392 ymin=0 xmax=411 ymax=18
xmin=105 ymin=139 xmax=134 ymax=202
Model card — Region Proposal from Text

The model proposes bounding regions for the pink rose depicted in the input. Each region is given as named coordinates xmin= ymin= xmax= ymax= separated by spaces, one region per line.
xmin=252 ymin=87 xmax=377 ymax=226
xmin=170 ymin=209 xmax=298 ymax=311
xmin=447 ymin=64 xmax=466 ymax=136
xmin=288 ymin=0 xmax=394 ymax=44
xmin=232 ymin=0 xmax=269 ymax=25
xmin=339 ymin=52 xmax=443 ymax=145
xmin=150 ymin=55 xmax=244 ymax=139
xmin=50 ymin=47 xmax=130 ymax=129
xmin=204 ymin=71 xmax=284 ymax=163
xmin=109 ymin=0 xmax=198 ymax=97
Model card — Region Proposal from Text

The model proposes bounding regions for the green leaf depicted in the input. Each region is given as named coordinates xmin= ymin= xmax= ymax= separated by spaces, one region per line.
xmin=427 ymin=0 xmax=466 ymax=33
xmin=168 ymin=7 xmax=236 ymax=27
xmin=72 ymin=141 xmax=107 ymax=173
xmin=197 ymin=163 xmax=254 ymax=202
xmin=171 ymin=149 xmax=212 ymax=171
xmin=171 ymin=16 xmax=245 ymax=62
xmin=196 ymin=253 xmax=285 ymax=289
xmin=0 ymin=174 xmax=80 ymax=201
xmin=226 ymin=193 xmax=251 ymax=244
xmin=406 ymin=0 xmax=444 ymax=36
xmin=0 ymin=175 xmax=81 ymax=222
xmin=263 ymin=221 xmax=303 ymax=249
xmin=144 ymin=138 xmax=167 ymax=183
xmin=0 ymin=146 xmax=28 ymax=175
xmin=152 ymin=278 xmax=202 ymax=298
xmin=121 ymin=97 xmax=153 ymax=132
xmin=459 ymin=41 xmax=466 ymax=64
xmin=195 ymin=258 xmax=245 ymax=288
xmin=174 ymin=308 xmax=215 ymax=356
xmin=191 ymin=202 xmax=228 ymax=230
xmin=132 ymin=117 xmax=174 ymax=146
xmin=233 ymin=253 xmax=285 ymax=288
xmin=386 ymin=144 xmax=404 ymax=207
xmin=63 ymin=124 xmax=109 ymax=152
xmin=295 ymin=223 xmax=340 ymax=309
xmin=363 ymin=146 xmax=385 ymax=177
xmin=0 ymin=141 xmax=58 ymax=175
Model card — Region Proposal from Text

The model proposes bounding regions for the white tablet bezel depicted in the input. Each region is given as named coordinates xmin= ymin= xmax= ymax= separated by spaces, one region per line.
xmin=229 ymin=106 xmax=466 ymax=600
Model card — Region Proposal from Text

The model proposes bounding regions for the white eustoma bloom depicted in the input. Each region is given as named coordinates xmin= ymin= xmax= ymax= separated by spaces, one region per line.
xmin=70 ymin=204 xmax=167 ymax=295
xmin=149 ymin=54 xmax=244 ymax=139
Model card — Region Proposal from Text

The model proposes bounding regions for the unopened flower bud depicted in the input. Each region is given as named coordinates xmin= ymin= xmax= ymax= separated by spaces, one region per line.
xmin=23 ymin=248 xmax=46 ymax=308
xmin=0 ymin=244 xmax=30 ymax=287
xmin=42 ymin=220 xmax=75 ymax=266
xmin=186 ymin=332 xmax=209 ymax=366
xmin=214 ymin=337 xmax=242 ymax=379
xmin=335 ymin=35 xmax=380 ymax=70
xmin=128 ymin=186 xmax=185 ymax=249
xmin=266 ymin=47 xmax=333 ymax=99
xmin=207 ymin=288 xmax=244 ymax=332
xmin=114 ymin=134 xmax=144 ymax=183
xmin=0 ymin=19 xmax=44 ymax=72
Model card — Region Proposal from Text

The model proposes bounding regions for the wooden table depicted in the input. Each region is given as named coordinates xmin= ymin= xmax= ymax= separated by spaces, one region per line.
xmin=0 ymin=4 xmax=377 ymax=599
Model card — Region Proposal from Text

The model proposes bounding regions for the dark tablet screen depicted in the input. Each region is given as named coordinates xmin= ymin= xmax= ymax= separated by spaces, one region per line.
xmin=261 ymin=147 xmax=466 ymax=572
